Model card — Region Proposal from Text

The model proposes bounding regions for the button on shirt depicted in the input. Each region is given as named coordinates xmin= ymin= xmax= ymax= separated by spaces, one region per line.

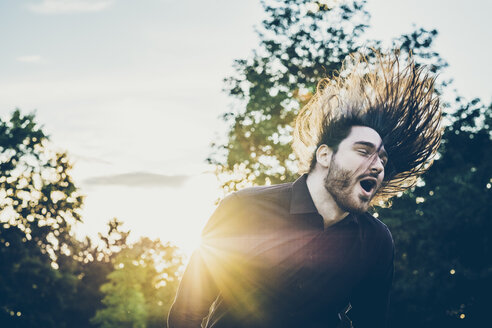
xmin=168 ymin=174 xmax=394 ymax=328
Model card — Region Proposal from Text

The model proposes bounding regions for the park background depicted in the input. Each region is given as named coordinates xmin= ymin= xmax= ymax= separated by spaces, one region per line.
xmin=0 ymin=0 xmax=490 ymax=327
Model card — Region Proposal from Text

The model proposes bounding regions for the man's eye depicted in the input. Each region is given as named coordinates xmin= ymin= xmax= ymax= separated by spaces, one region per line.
xmin=357 ymin=149 xmax=369 ymax=155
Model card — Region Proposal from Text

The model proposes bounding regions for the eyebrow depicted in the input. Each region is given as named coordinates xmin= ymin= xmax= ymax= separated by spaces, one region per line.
xmin=353 ymin=141 xmax=388 ymax=159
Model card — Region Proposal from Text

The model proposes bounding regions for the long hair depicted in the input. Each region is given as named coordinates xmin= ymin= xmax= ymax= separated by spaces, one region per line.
xmin=293 ymin=53 xmax=443 ymax=204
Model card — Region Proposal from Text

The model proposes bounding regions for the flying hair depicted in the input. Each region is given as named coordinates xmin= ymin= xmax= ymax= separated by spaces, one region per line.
xmin=292 ymin=52 xmax=443 ymax=204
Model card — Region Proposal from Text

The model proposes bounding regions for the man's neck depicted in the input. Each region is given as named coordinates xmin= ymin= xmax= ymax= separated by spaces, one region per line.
xmin=306 ymin=171 xmax=349 ymax=229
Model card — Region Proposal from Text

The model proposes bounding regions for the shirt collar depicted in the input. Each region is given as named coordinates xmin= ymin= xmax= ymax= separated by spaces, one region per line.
xmin=290 ymin=174 xmax=319 ymax=214
xmin=290 ymin=173 xmax=358 ymax=226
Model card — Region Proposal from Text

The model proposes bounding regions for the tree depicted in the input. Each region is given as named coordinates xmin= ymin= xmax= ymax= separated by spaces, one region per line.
xmin=0 ymin=110 xmax=186 ymax=328
xmin=208 ymin=0 xmax=369 ymax=192
xmin=0 ymin=109 xmax=84 ymax=327
xmin=91 ymin=237 xmax=183 ymax=328
xmin=0 ymin=109 xmax=186 ymax=328
xmin=208 ymin=0 xmax=490 ymax=326
xmin=208 ymin=0 xmax=446 ymax=194
xmin=377 ymin=98 xmax=491 ymax=327
xmin=64 ymin=218 xmax=130 ymax=328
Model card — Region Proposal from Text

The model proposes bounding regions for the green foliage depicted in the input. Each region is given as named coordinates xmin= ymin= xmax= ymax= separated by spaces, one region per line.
xmin=210 ymin=0 xmax=489 ymax=326
xmin=62 ymin=219 xmax=129 ymax=328
xmin=0 ymin=109 xmax=84 ymax=327
xmin=209 ymin=0 xmax=447 ymax=194
xmin=0 ymin=109 xmax=84 ymax=254
xmin=91 ymin=237 xmax=183 ymax=328
xmin=377 ymin=99 xmax=491 ymax=327
xmin=208 ymin=0 xmax=370 ymax=192
xmin=0 ymin=110 xmax=184 ymax=328
xmin=98 ymin=217 xmax=131 ymax=261
xmin=0 ymin=224 xmax=78 ymax=327
xmin=92 ymin=278 xmax=147 ymax=328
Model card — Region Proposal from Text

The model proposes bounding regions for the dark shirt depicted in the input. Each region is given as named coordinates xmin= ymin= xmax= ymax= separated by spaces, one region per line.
xmin=168 ymin=174 xmax=394 ymax=328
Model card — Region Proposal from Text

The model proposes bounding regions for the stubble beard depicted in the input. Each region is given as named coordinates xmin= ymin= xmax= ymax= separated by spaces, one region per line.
xmin=323 ymin=157 xmax=371 ymax=214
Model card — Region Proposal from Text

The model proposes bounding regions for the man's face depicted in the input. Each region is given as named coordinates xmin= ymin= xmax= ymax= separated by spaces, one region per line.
xmin=324 ymin=126 xmax=388 ymax=214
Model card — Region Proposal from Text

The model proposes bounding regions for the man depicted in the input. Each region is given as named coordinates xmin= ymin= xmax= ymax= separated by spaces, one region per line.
xmin=168 ymin=54 xmax=442 ymax=327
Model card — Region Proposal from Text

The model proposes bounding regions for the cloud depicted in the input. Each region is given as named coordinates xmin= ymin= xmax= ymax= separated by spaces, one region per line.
xmin=83 ymin=172 xmax=189 ymax=188
xmin=26 ymin=0 xmax=114 ymax=14
xmin=16 ymin=55 xmax=42 ymax=63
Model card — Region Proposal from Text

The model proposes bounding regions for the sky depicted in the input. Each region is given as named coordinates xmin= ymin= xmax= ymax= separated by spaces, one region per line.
xmin=0 ymin=0 xmax=490 ymax=257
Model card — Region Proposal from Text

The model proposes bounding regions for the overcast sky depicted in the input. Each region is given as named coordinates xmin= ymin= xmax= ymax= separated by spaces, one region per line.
xmin=0 ymin=0 xmax=490 ymax=255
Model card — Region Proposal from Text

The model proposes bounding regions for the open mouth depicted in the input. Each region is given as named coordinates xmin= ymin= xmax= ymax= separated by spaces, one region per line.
xmin=359 ymin=178 xmax=377 ymax=194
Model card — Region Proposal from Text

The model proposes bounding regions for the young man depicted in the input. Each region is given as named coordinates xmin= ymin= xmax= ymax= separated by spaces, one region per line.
xmin=168 ymin=55 xmax=442 ymax=328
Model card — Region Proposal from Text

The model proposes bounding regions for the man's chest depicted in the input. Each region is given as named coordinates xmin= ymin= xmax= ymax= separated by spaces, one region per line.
xmin=221 ymin=213 xmax=370 ymax=308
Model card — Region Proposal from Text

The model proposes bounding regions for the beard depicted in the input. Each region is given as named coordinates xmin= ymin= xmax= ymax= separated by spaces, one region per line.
xmin=323 ymin=157 xmax=372 ymax=214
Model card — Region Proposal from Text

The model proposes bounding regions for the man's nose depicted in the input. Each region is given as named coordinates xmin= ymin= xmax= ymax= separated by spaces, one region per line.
xmin=370 ymin=156 xmax=384 ymax=174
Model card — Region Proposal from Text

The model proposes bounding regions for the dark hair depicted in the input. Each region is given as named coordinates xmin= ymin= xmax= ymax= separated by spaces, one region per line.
xmin=293 ymin=53 xmax=442 ymax=204
xmin=307 ymin=116 xmax=362 ymax=172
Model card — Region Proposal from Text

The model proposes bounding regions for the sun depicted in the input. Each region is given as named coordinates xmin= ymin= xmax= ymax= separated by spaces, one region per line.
xmin=151 ymin=173 xmax=221 ymax=260
xmin=175 ymin=229 xmax=203 ymax=259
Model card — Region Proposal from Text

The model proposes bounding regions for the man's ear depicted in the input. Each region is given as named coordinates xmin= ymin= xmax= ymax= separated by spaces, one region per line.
xmin=316 ymin=144 xmax=333 ymax=168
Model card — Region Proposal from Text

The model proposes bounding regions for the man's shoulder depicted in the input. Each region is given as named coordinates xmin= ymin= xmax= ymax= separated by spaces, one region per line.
xmin=233 ymin=181 xmax=294 ymax=202
xmin=203 ymin=182 xmax=294 ymax=237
